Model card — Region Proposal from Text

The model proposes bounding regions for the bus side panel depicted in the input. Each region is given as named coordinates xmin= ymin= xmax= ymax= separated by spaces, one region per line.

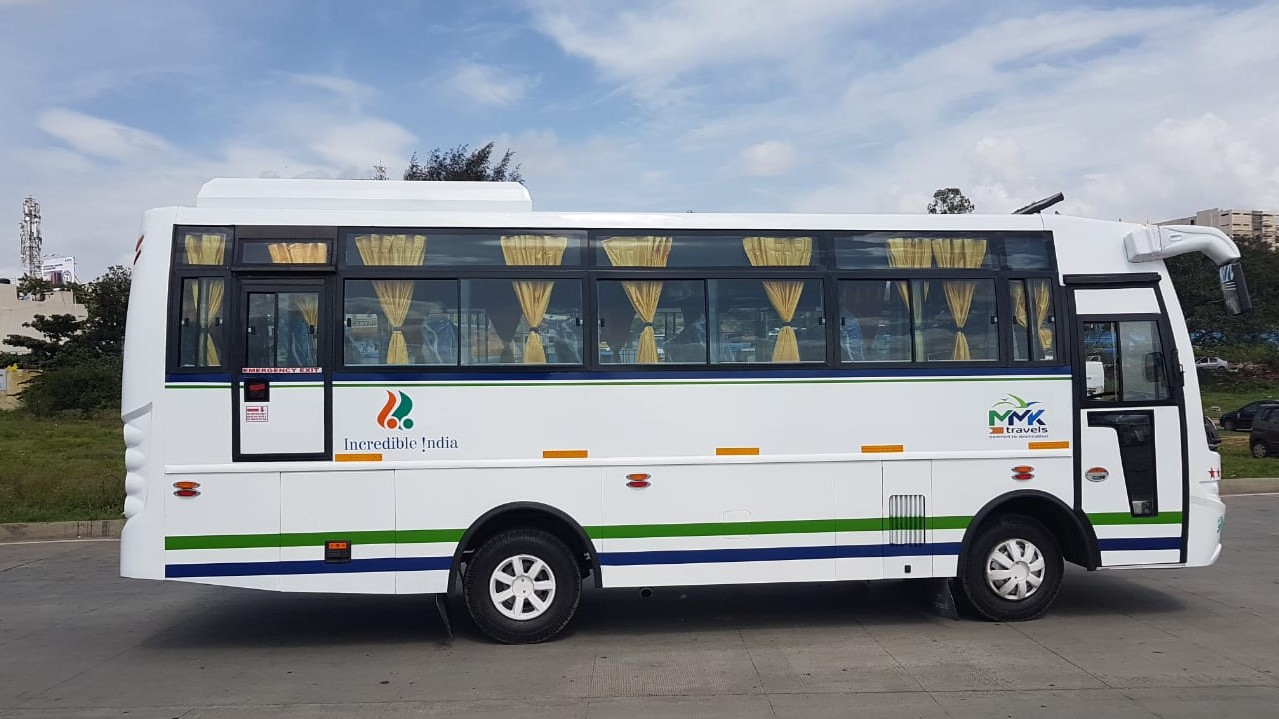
xmin=395 ymin=466 xmax=604 ymax=595
xmin=163 ymin=472 xmax=281 ymax=591
xmin=121 ymin=208 xmax=179 ymax=582
xmin=277 ymin=470 xmax=396 ymax=594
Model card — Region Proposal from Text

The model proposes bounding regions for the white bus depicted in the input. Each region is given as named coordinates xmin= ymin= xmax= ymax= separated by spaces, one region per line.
xmin=121 ymin=179 xmax=1245 ymax=643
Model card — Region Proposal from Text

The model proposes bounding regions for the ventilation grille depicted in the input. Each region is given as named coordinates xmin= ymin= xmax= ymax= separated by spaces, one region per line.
xmin=887 ymin=494 xmax=926 ymax=545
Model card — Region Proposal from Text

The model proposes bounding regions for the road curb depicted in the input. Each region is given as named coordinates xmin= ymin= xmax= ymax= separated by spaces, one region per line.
xmin=1220 ymin=477 xmax=1279 ymax=495
xmin=0 ymin=519 xmax=123 ymax=543
xmin=1 ymin=480 xmax=1276 ymax=544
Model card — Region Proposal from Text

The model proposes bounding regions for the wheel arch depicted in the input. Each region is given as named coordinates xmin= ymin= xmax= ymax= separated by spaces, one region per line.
xmin=961 ymin=490 xmax=1099 ymax=570
xmin=452 ymin=502 xmax=602 ymax=589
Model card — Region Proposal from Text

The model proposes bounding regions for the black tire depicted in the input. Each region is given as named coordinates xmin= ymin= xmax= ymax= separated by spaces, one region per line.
xmin=462 ymin=528 xmax=581 ymax=644
xmin=1251 ymin=441 xmax=1269 ymax=459
xmin=958 ymin=515 xmax=1063 ymax=622
xmin=1222 ymin=418 xmax=1237 ymax=432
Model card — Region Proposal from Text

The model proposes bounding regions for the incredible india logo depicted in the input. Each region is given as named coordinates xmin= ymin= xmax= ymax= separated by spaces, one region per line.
xmin=988 ymin=394 xmax=1049 ymax=437
xmin=377 ymin=390 xmax=414 ymax=430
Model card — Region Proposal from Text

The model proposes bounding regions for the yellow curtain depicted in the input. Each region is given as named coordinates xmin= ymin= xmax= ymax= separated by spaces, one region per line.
xmin=1032 ymin=279 xmax=1054 ymax=356
xmin=743 ymin=236 xmax=812 ymax=362
xmin=931 ymin=238 xmax=987 ymax=360
xmin=201 ymin=280 xmax=224 ymax=366
xmin=1010 ymin=281 xmax=1029 ymax=361
xmin=601 ymin=236 xmax=673 ymax=364
xmin=886 ymin=238 xmax=932 ymax=304
xmin=267 ymin=242 xmax=328 ymax=264
xmin=501 ymin=235 xmax=569 ymax=363
xmin=183 ymin=233 xmax=226 ymax=265
xmin=354 ymin=234 xmax=428 ymax=365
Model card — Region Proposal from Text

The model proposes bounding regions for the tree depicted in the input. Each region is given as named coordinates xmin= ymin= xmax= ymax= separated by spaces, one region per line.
xmin=927 ymin=188 xmax=975 ymax=214
xmin=402 ymin=142 xmax=523 ymax=183
xmin=16 ymin=275 xmax=53 ymax=300
xmin=1166 ymin=235 xmax=1279 ymax=346
xmin=2 ymin=265 xmax=132 ymax=368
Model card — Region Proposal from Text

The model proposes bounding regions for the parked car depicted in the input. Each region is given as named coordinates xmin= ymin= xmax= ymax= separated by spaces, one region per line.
xmin=1204 ymin=415 xmax=1221 ymax=451
xmin=1195 ymin=356 xmax=1230 ymax=370
xmin=1220 ymin=400 xmax=1279 ymax=432
xmin=1249 ymin=407 xmax=1279 ymax=458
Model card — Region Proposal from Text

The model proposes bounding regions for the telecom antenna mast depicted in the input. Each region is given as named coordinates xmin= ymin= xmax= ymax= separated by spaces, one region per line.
xmin=19 ymin=196 xmax=42 ymax=279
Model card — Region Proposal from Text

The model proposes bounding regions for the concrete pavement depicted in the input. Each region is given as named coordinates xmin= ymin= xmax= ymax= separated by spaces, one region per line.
xmin=1 ymin=495 xmax=1277 ymax=718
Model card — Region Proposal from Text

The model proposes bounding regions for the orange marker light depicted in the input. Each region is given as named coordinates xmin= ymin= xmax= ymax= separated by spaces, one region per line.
xmin=172 ymin=481 xmax=200 ymax=490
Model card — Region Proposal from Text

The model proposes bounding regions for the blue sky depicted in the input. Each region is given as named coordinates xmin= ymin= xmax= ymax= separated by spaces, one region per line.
xmin=2 ymin=0 xmax=1278 ymax=279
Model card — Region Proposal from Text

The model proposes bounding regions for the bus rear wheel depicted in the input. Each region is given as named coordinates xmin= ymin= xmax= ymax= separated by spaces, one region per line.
xmin=958 ymin=515 xmax=1063 ymax=622
xmin=462 ymin=528 xmax=581 ymax=644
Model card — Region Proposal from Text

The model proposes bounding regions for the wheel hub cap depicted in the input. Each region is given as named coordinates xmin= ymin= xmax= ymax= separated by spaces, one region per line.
xmin=490 ymin=554 xmax=556 ymax=621
xmin=985 ymin=538 xmax=1046 ymax=601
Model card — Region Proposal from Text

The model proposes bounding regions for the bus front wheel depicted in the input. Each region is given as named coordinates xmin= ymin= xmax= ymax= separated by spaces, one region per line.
xmin=958 ymin=515 xmax=1063 ymax=622
xmin=462 ymin=528 xmax=582 ymax=644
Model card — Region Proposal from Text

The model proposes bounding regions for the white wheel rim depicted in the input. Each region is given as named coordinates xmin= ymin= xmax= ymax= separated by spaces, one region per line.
xmin=985 ymin=538 xmax=1046 ymax=601
xmin=490 ymin=554 xmax=556 ymax=621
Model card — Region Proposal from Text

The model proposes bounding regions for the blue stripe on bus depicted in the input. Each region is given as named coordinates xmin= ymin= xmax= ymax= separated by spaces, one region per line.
xmin=164 ymin=556 xmax=451 ymax=578
xmin=1097 ymin=537 xmax=1182 ymax=552
xmin=165 ymin=365 xmax=1071 ymax=385
xmin=598 ymin=542 xmax=963 ymax=566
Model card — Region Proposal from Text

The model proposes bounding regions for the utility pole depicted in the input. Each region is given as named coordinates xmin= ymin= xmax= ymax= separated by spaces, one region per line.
xmin=19 ymin=196 xmax=42 ymax=279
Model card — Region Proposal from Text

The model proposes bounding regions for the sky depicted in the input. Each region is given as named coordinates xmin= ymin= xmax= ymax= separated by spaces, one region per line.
xmin=2 ymin=0 xmax=1278 ymax=280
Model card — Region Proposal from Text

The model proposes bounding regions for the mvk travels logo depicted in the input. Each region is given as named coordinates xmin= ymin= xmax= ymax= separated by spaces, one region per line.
xmin=988 ymin=394 xmax=1049 ymax=437
xmin=377 ymin=390 xmax=415 ymax=430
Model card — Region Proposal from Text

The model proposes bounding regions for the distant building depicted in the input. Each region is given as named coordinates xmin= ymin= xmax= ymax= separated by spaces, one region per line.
xmin=0 ymin=280 xmax=88 ymax=353
xmin=1160 ymin=209 xmax=1276 ymax=244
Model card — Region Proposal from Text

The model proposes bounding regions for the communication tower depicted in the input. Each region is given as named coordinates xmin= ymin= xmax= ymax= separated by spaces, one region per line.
xmin=19 ymin=196 xmax=42 ymax=279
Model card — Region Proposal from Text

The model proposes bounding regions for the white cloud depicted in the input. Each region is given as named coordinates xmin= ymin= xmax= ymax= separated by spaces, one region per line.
xmin=35 ymin=109 xmax=172 ymax=160
xmin=308 ymin=119 xmax=417 ymax=173
xmin=288 ymin=73 xmax=376 ymax=108
xmin=446 ymin=61 xmax=534 ymax=106
xmin=739 ymin=141 xmax=799 ymax=177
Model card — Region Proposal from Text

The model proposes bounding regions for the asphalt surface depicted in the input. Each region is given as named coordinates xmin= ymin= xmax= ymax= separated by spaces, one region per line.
xmin=1 ymin=495 xmax=1277 ymax=719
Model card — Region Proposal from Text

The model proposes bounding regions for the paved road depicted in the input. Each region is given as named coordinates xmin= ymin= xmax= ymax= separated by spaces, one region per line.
xmin=1 ymin=495 xmax=1277 ymax=719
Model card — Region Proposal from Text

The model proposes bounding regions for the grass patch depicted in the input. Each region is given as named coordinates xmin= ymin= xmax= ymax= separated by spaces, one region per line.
xmin=0 ymin=409 xmax=123 ymax=523
xmin=1194 ymin=382 xmax=1279 ymax=478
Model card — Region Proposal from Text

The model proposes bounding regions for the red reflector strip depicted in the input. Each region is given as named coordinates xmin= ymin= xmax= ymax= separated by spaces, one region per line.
xmin=1013 ymin=473 xmax=1034 ymax=481
xmin=173 ymin=489 xmax=200 ymax=498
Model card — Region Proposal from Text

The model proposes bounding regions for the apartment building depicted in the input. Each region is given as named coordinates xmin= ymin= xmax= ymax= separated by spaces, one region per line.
xmin=1161 ymin=208 xmax=1276 ymax=244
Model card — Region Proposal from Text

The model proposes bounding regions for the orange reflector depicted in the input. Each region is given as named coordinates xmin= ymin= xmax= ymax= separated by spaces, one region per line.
xmin=1028 ymin=441 xmax=1070 ymax=450
xmin=1012 ymin=466 xmax=1034 ymax=474
xmin=544 ymin=450 xmax=588 ymax=459
xmin=172 ymin=481 xmax=200 ymax=490
xmin=626 ymin=473 xmax=651 ymax=481
xmin=861 ymin=444 xmax=904 ymax=453
xmin=716 ymin=447 xmax=759 ymax=456
xmin=335 ymin=453 xmax=382 ymax=462
xmin=326 ymin=541 xmax=349 ymax=551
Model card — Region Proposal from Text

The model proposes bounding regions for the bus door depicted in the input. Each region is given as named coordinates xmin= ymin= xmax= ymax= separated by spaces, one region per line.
xmin=233 ymin=278 xmax=331 ymax=460
xmin=1070 ymin=281 xmax=1185 ymax=565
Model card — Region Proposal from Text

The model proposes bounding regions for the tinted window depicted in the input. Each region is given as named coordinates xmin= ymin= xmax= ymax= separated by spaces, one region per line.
xmin=834 ymin=233 xmax=995 ymax=270
xmin=597 ymin=280 xmax=707 ymax=364
xmin=839 ymin=280 xmax=911 ymax=362
xmin=708 ymin=279 xmax=825 ymax=363
xmin=343 ymin=279 xmax=458 ymax=366
xmin=343 ymin=230 xmax=584 ymax=267
xmin=460 ymin=279 xmax=583 ymax=365
xmin=597 ymin=234 xmax=816 ymax=268
xmin=1003 ymin=235 xmax=1052 ymax=270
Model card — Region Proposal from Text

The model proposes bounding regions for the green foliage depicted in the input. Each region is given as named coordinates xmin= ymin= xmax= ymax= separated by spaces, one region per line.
xmin=19 ymin=357 xmax=123 ymax=417
xmin=403 ymin=142 xmax=523 ymax=183
xmin=1167 ymin=236 xmax=1279 ymax=345
xmin=16 ymin=274 xmax=53 ymax=299
xmin=0 ymin=410 xmax=123 ymax=522
xmin=4 ymin=265 xmax=132 ymax=371
xmin=927 ymin=187 xmax=975 ymax=214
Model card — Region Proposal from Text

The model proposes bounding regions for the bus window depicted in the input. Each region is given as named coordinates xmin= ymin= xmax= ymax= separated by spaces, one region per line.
xmin=245 ymin=291 xmax=319 ymax=368
xmin=460 ymin=279 xmax=583 ymax=365
xmin=915 ymin=278 xmax=997 ymax=362
xmin=1010 ymin=278 xmax=1056 ymax=362
xmin=343 ymin=279 xmax=458 ymax=366
xmin=839 ymin=280 xmax=912 ymax=363
xmin=709 ymin=279 xmax=825 ymax=364
xmin=597 ymin=280 xmax=707 ymax=365
xmin=178 ymin=277 xmax=225 ymax=367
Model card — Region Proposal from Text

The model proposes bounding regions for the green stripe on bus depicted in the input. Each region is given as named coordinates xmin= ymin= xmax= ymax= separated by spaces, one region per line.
xmin=1087 ymin=512 xmax=1183 ymax=525
xmin=165 ymin=516 xmax=970 ymax=550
